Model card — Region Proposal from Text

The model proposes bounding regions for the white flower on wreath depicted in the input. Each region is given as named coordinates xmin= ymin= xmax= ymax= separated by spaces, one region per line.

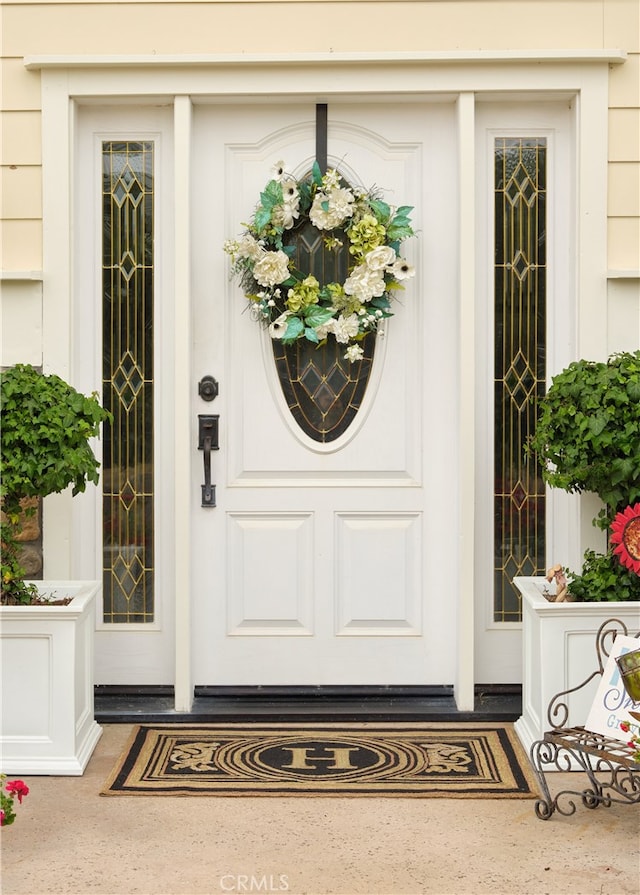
xmin=343 ymin=264 xmax=387 ymax=303
xmin=223 ymin=161 xmax=416 ymax=360
xmin=269 ymin=311 xmax=291 ymax=339
xmin=388 ymin=258 xmax=415 ymax=280
xmin=253 ymin=250 xmax=290 ymax=287
xmin=332 ymin=313 xmax=361 ymax=344
xmin=344 ymin=344 xmax=364 ymax=362
xmin=223 ymin=234 xmax=264 ymax=263
xmin=271 ymin=160 xmax=287 ymax=181
xmin=281 ymin=179 xmax=299 ymax=203
xmin=309 ymin=186 xmax=355 ymax=230
xmin=314 ymin=318 xmax=336 ymax=340
xmin=322 ymin=169 xmax=342 ymax=190
xmin=364 ymin=245 xmax=397 ymax=271
xmin=271 ymin=203 xmax=300 ymax=230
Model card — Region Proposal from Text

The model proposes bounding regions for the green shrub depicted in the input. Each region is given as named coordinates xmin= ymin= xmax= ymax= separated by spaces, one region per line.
xmin=1 ymin=364 xmax=110 ymax=604
xmin=527 ymin=350 xmax=640 ymax=529
xmin=567 ymin=550 xmax=640 ymax=603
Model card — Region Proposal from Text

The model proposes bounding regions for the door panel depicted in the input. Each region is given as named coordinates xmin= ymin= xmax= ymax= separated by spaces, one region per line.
xmin=76 ymin=106 xmax=176 ymax=684
xmin=473 ymin=101 xmax=574 ymax=682
xmin=191 ymin=102 xmax=458 ymax=685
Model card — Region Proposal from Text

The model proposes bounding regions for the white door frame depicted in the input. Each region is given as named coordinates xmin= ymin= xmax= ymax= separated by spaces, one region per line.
xmin=30 ymin=51 xmax=617 ymax=711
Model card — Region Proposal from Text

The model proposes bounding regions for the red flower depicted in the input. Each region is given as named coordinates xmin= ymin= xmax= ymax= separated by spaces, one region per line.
xmin=620 ymin=721 xmax=631 ymax=732
xmin=611 ymin=503 xmax=640 ymax=575
xmin=5 ymin=780 xmax=29 ymax=804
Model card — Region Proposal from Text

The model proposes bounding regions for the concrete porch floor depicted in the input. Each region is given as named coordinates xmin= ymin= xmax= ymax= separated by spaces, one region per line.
xmin=2 ymin=723 xmax=639 ymax=895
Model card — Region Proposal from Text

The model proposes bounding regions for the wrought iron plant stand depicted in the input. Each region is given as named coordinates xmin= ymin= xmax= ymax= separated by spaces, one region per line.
xmin=529 ymin=618 xmax=640 ymax=820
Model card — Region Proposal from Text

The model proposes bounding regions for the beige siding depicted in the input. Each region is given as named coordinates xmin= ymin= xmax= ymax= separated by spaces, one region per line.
xmin=1 ymin=3 xmax=608 ymax=56
xmin=1 ymin=58 xmax=41 ymax=110
xmin=1 ymin=165 xmax=41 ymax=219
xmin=609 ymin=109 xmax=640 ymax=160
xmin=2 ymin=112 xmax=41 ymax=165
xmin=0 ymin=219 xmax=43 ymax=269
xmin=609 ymin=163 xmax=640 ymax=220
xmin=609 ymin=52 xmax=640 ymax=106
xmin=604 ymin=0 xmax=640 ymax=331
xmin=608 ymin=217 xmax=640 ymax=270
xmin=604 ymin=0 xmax=640 ymax=51
xmin=1 ymin=0 xmax=638 ymax=281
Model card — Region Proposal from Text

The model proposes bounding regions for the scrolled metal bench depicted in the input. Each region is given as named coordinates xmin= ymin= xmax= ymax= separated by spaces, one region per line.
xmin=530 ymin=617 xmax=640 ymax=820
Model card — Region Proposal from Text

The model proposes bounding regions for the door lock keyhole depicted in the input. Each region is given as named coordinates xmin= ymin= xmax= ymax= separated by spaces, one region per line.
xmin=198 ymin=375 xmax=219 ymax=402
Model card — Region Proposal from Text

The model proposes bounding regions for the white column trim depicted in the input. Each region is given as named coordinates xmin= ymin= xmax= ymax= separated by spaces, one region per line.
xmin=173 ymin=96 xmax=193 ymax=711
xmin=455 ymin=92 xmax=476 ymax=711
xmin=40 ymin=70 xmax=73 ymax=577
xmin=575 ymin=69 xmax=610 ymax=361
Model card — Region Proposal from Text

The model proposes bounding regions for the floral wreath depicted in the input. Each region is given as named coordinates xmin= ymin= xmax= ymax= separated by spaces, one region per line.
xmin=223 ymin=160 xmax=416 ymax=362
xmin=611 ymin=503 xmax=640 ymax=575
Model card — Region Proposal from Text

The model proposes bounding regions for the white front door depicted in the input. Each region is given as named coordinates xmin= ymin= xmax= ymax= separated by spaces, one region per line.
xmin=190 ymin=101 xmax=459 ymax=685
xmin=76 ymin=94 xmax=570 ymax=691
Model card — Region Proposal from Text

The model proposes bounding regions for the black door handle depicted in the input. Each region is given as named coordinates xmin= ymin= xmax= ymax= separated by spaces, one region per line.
xmin=198 ymin=414 xmax=219 ymax=507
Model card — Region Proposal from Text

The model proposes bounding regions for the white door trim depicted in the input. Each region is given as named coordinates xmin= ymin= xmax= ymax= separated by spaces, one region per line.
xmin=456 ymin=92 xmax=476 ymax=708
xmin=174 ymin=97 xmax=194 ymax=710
xmin=35 ymin=53 xmax=612 ymax=712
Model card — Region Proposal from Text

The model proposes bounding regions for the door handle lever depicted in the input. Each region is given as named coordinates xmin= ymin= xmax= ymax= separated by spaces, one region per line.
xmin=198 ymin=414 xmax=219 ymax=507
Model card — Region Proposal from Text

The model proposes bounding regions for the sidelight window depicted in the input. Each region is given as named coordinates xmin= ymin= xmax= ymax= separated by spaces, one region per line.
xmin=102 ymin=141 xmax=155 ymax=623
xmin=493 ymin=137 xmax=547 ymax=622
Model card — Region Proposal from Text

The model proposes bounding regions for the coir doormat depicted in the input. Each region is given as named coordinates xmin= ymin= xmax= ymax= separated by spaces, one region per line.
xmin=102 ymin=724 xmax=538 ymax=798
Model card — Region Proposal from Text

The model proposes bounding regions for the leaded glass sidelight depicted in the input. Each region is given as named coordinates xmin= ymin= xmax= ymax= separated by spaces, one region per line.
xmin=273 ymin=217 xmax=375 ymax=442
xmin=102 ymin=141 xmax=154 ymax=623
xmin=494 ymin=138 xmax=547 ymax=622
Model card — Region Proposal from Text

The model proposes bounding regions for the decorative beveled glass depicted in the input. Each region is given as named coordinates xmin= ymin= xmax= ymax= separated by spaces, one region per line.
xmin=102 ymin=141 xmax=155 ymax=623
xmin=494 ymin=138 xmax=547 ymax=622
xmin=272 ymin=217 xmax=375 ymax=443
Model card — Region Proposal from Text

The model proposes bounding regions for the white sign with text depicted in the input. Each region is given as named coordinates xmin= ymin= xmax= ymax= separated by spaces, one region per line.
xmin=585 ymin=635 xmax=640 ymax=740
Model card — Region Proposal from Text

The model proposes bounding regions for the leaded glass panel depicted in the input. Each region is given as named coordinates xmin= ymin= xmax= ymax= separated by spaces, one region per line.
xmin=272 ymin=336 xmax=375 ymax=442
xmin=494 ymin=138 xmax=547 ymax=622
xmin=273 ymin=213 xmax=375 ymax=442
xmin=102 ymin=141 xmax=154 ymax=623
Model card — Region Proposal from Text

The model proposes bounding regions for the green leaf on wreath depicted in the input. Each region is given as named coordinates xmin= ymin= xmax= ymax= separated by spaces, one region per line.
xmin=304 ymin=327 xmax=320 ymax=343
xmin=299 ymin=179 xmax=313 ymax=208
xmin=304 ymin=306 xmax=335 ymax=328
xmin=369 ymin=199 xmax=391 ymax=223
xmin=260 ymin=180 xmax=283 ymax=208
xmin=311 ymin=161 xmax=323 ymax=186
xmin=387 ymin=222 xmax=414 ymax=241
xmin=254 ymin=207 xmax=272 ymax=231
xmin=282 ymin=316 xmax=304 ymax=343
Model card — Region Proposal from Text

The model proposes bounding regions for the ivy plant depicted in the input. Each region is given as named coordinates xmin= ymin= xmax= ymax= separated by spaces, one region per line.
xmin=528 ymin=350 xmax=640 ymax=524
xmin=1 ymin=364 xmax=111 ymax=605
xmin=527 ymin=350 xmax=640 ymax=602
xmin=566 ymin=549 xmax=640 ymax=603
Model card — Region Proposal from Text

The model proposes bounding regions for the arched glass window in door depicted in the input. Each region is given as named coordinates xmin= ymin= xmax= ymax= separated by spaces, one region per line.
xmin=271 ymin=215 xmax=376 ymax=443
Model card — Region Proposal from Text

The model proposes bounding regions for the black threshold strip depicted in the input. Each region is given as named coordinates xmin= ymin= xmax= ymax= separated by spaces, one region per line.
xmin=94 ymin=684 xmax=522 ymax=724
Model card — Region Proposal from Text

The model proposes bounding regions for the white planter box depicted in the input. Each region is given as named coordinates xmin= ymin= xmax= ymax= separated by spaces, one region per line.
xmin=513 ymin=576 xmax=640 ymax=757
xmin=0 ymin=580 xmax=102 ymax=775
